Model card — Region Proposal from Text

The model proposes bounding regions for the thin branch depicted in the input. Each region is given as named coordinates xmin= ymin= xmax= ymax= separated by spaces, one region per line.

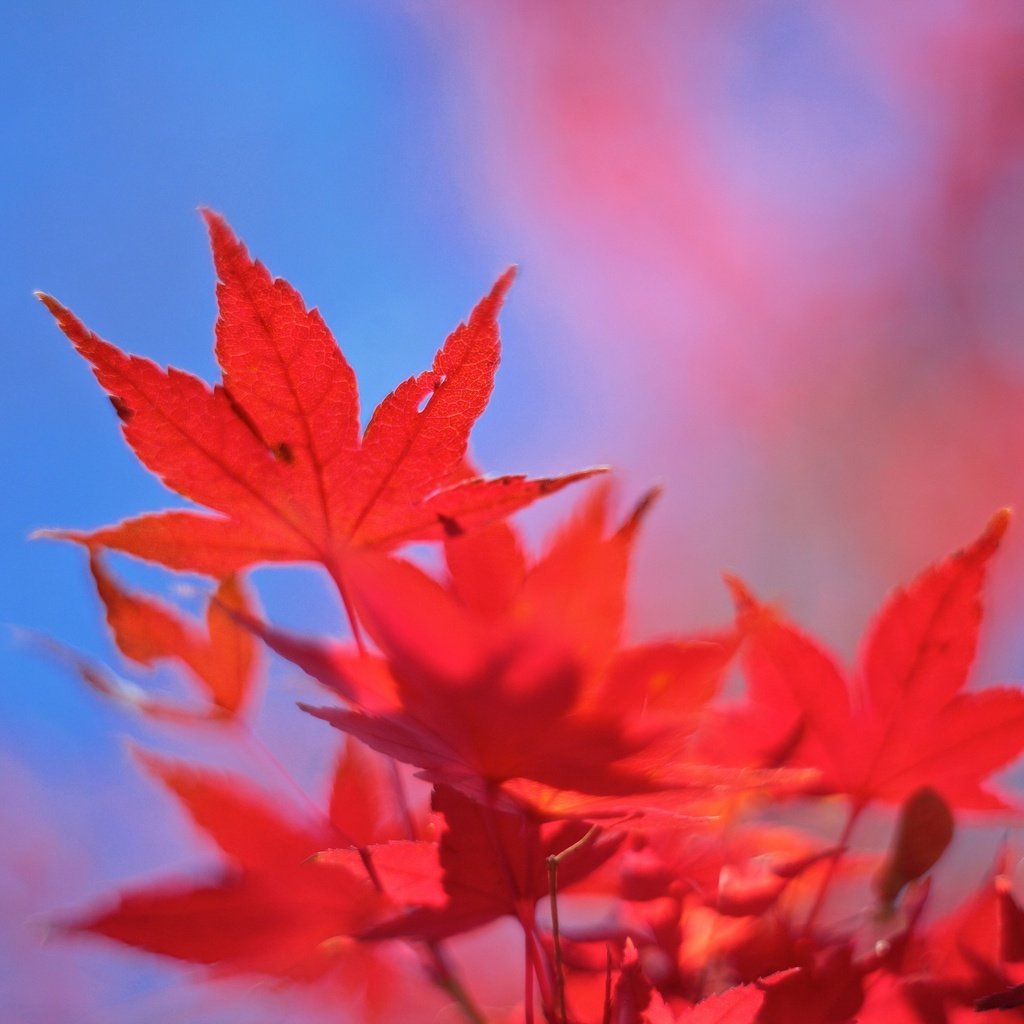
xmin=547 ymin=826 xmax=598 ymax=1023
xmin=327 ymin=559 xmax=367 ymax=655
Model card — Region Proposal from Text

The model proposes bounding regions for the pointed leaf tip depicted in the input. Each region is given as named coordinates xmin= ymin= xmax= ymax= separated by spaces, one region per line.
xmin=487 ymin=266 xmax=517 ymax=310
xmin=28 ymin=526 xmax=93 ymax=547
xmin=35 ymin=291 xmax=65 ymax=319
xmin=981 ymin=507 xmax=1012 ymax=551
xmin=722 ymin=574 xmax=758 ymax=613
xmin=198 ymin=205 xmax=225 ymax=228
xmin=199 ymin=207 xmax=235 ymax=247
xmin=619 ymin=485 xmax=662 ymax=539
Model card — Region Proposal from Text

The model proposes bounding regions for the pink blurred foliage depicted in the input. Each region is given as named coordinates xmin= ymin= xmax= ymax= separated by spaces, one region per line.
xmin=435 ymin=0 xmax=1024 ymax=659
xmin=0 ymin=754 xmax=101 ymax=1021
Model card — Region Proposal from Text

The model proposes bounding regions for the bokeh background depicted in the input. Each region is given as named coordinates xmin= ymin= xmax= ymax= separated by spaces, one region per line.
xmin=3 ymin=2 xmax=1024 ymax=1020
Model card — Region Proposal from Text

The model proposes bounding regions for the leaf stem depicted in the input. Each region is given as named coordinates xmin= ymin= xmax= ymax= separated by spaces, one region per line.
xmin=523 ymin=913 xmax=557 ymax=1019
xmin=425 ymin=943 xmax=490 ymax=1024
xmin=548 ymin=826 xmax=598 ymax=1023
xmin=388 ymin=758 xmax=418 ymax=840
xmin=359 ymin=843 xmax=487 ymax=1023
xmin=232 ymin=721 xmax=327 ymax=825
xmin=327 ymin=559 xmax=367 ymax=656
xmin=524 ymin=926 xmax=535 ymax=1024
xmin=547 ymin=855 xmax=566 ymax=1024
xmin=479 ymin=789 xmax=556 ymax=1020
xmin=602 ymin=946 xmax=613 ymax=1024
xmin=323 ymin=566 xmax=484 ymax=1021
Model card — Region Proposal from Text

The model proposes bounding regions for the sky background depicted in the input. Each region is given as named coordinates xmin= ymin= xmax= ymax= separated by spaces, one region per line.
xmin=3 ymin=2 xmax=1024 ymax=1020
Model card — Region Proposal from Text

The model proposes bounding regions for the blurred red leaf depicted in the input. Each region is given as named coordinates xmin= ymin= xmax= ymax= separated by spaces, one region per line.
xmin=90 ymin=554 xmax=258 ymax=716
xmin=366 ymin=784 xmax=622 ymax=942
xmin=716 ymin=511 xmax=1024 ymax=809
xmin=302 ymin=487 xmax=738 ymax=799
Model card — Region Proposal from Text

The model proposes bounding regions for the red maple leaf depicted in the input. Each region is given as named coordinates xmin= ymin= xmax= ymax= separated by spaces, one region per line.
xmin=37 ymin=213 xmax=598 ymax=580
xmin=611 ymin=940 xmax=766 ymax=1023
xmin=63 ymin=750 xmax=389 ymax=980
xmin=296 ymin=486 xmax=736 ymax=797
xmin=88 ymin=554 xmax=258 ymax=718
xmin=706 ymin=511 xmax=1024 ymax=810
xmin=362 ymin=783 xmax=623 ymax=943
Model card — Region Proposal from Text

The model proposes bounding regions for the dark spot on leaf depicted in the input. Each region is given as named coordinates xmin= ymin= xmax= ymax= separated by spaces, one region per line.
xmin=273 ymin=442 xmax=294 ymax=464
xmin=976 ymin=983 xmax=1024 ymax=1011
xmin=109 ymin=396 xmax=133 ymax=421
xmin=219 ymin=385 xmax=276 ymax=453
xmin=437 ymin=514 xmax=464 ymax=537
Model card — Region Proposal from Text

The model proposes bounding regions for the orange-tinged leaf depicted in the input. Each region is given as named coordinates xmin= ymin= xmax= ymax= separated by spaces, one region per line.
xmin=90 ymin=554 xmax=258 ymax=715
xmin=39 ymin=214 xmax=598 ymax=577
xmin=203 ymin=575 xmax=258 ymax=713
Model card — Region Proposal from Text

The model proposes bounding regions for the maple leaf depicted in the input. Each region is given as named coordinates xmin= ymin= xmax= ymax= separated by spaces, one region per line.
xmin=89 ymin=554 xmax=258 ymax=717
xmin=329 ymin=737 xmax=421 ymax=847
xmin=675 ymin=984 xmax=765 ymax=1023
xmin=63 ymin=750 xmax=390 ymax=980
xmin=363 ymin=783 xmax=623 ymax=943
xmin=37 ymin=212 xmax=598 ymax=579
xmin=297 ymin=485 xmax=737 ymax=798
xmin=756 ymin=947 xmax=866 ymax=1024
xmin=62 ymin=748 xmax=465 ymax=1024
xmin=709 ymin=511 xmax=1024 ymax=810
xmin=611 ymin=939 xmax=766 ymax=1023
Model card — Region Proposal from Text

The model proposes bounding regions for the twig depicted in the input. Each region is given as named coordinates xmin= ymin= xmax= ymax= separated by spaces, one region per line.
xmin=547 ymin=826 xmax=598 ymax=1023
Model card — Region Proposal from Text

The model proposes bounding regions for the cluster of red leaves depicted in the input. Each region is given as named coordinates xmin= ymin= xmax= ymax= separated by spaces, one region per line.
xmin=37 ymin=215 xmax=1024 ymax=1023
